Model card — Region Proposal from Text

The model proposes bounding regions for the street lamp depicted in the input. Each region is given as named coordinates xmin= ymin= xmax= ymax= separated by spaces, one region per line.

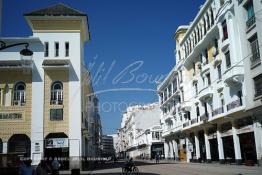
xmin=0 ymin=40 xmax=33 ymax=56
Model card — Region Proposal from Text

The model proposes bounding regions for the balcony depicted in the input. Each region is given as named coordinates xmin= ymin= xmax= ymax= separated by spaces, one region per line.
xmin=180 ymin=101 xmax=191 ymax=112
xmin=223 ymin=65 xmax=244 ymax=87
xmin=50 ymin=90 xmax=63 ymax=105
xmin=226 ymin=99 xmax=242 ymax=111
xmin=246 ymin=16 xmax=256 ymax=32
xmin=212 ymin=107 xmax=224 ymax=117
xmin=200 ymin=63 xmax=210 ymax=75
xmin=0 ymin=59 xmax=32 ymax=70
xmin=198 ymin=86 xmax=213 ymax=102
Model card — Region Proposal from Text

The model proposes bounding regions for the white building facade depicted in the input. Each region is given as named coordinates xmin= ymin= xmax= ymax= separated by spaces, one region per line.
xmin=158 ymin=0 xmax=262 ymax=166
xmin=116 ymin=103 xmax=164 ymax=159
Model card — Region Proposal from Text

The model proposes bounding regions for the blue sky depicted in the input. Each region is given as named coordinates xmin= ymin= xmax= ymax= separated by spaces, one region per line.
xmin=2 ymin=0 xmax=205 ymax=135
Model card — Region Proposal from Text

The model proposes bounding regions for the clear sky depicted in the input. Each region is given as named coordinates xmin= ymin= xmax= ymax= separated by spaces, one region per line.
xmin=2 ymin=0 xmax=205 ymax=135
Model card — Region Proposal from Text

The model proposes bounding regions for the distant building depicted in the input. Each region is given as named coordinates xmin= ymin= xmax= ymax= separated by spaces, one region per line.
xmin=109 ymin=134 xmax=118 ymax=154
xmin=101 ymin=135 xmax=114 ymax=157
xmin=116 ymin=103 xmax=163 ymax=159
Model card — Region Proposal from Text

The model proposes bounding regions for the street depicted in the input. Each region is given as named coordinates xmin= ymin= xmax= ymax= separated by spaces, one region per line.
xmin=61 ymin=161 xmax=262 ymax=175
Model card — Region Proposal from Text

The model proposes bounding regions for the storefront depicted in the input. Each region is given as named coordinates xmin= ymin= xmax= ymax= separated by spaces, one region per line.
xmin=44 ymin=133 xmax=69 ymax=170
xmin=8 ymin=134 xmax=31 ymax=157
xmin=151 ymin=143 xmax=164 ymax=159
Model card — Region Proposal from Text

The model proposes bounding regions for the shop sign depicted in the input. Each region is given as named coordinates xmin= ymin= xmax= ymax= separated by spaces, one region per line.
xmin=0 ymin=113 xmax=22 ymax=120
xmin=45 ymin=138 xmax=68 ymax=148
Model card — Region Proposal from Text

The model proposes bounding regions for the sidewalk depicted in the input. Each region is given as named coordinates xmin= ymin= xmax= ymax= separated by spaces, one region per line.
xmin=136 ymin=159 xmax=262 ymax=170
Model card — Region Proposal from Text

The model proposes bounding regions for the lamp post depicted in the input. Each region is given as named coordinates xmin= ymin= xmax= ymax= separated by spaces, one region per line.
xmin=0 ymin=40 xmax=33 ymax=56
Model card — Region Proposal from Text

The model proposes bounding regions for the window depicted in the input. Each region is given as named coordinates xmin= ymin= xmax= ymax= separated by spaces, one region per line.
xmin=178 ymin=50 xmax=181 ymax=60
xmin=206 ymin=73 xmax=211 ymax=86
xmin=245 ymin=0 xmax=255 ymax=20
xmin=254 ymin=74 xmax=262 ymax=97
xmin=238 ymin=90 xmax=243 ymax=105
xmin=220 ymin=0 xmax=225 ymax=6
xmin=181 ymin=89 xmax=184 ymax=102
xmin=196 ymin=106 xmax=200 ymax=117
xmin=65 ymin=42 xmax=69 ymax=57
xmin=206 ymin=13 xmax=210 ymax=30
xmin=51 ymin=81 xmax=63 ymax=105
xmin=217 ymin=64 xmax=222 ymax=79
xmin=221 ymin=98 xmax=224 ymax=109
xmin=197 ymin=28 xmax=200 ymax=42
xmin=13 ymin=82 xmax=26 ymax=106
xmin=180 ymin=70 xmax=183 ymax=83
xmin=192 ymin=62 xmax=196 ymax=75
xmin=194 ymin=83 xmax=198 ymax=95
xmin=203 ymin=19 xmax=207 ymax=35
xmin=249 ymin=34 xmax=260 ymax=67
xmin=44 ymin=42 xmax=49 ymax=57
xmin=214 ymin=39 xmax=218 ymax=56
xmin=194 ymin=31 xmax=197 ymax=45
xmin=225 ymin=51 xmax=231 ymax=68
xmin=222 ymin=20 xmax=228 ymax=40
xmin=55 ymin=42 xmax=59 ymax=57
xmin=245 ymin=0 xmax=256 ymax=31
xmin=204 ymin=102 xmax=208 ymax=116
xmin=210 ymin=8 xmax=214 ymax=25
xmin=204 ymin=49 xmax=208 ymax=64
xmin=50 ymin=109 xmax=63 ymax=120
xmin=173 ymin=78 xmax=177 ymax=92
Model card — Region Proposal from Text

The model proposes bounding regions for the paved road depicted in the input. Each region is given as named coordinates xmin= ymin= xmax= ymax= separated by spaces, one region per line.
xmin=61 ymin=161 xmax=262 ymax=175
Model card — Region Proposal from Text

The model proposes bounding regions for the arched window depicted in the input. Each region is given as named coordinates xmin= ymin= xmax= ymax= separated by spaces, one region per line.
xmin=51 ymin=81 xmax=63 ymax=105
xmin=13 ymin=82 xmax=26 ymax=106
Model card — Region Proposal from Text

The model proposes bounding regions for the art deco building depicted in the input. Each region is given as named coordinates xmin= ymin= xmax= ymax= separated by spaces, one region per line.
xmin=116 ymin=103 xmax=164 ymax=159
xmin=158 ymin=0 xmax=262 ymax=166
xmin=0 ymin=3 xmax=101 ymax=168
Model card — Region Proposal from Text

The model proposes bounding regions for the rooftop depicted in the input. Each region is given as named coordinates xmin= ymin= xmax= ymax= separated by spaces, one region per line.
xmin=24 ymin=3 xmax=86 ymax=16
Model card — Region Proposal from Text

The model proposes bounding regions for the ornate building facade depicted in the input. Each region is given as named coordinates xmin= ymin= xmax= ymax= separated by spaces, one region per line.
xmin=158 ymin=0 xmax=262 ymax=165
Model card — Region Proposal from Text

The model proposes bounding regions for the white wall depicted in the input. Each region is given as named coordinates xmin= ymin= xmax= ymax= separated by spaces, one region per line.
xmin=32 ymin=32 xmax=83 ymax=159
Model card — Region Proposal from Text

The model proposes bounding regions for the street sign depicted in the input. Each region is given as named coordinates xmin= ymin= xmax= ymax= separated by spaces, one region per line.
xmin=45 ymin=138 xmax=68 ymax=148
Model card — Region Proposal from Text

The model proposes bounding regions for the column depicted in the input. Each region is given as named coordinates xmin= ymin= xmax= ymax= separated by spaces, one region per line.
xmin=2 ymin=142 xmax=7 ymax=154
xmin=0 ymin=89 xmax=2 ymax=106
xmin=164 ymin=141 xmax=169 ymax=159
xmin=217 ymin=126 xmax=225 ymax=164
xmin=185 ymin=137 xmax=191 ymax=163
xmin=232 ymin=122 xmax=242 ymax=165
xmin=254 ymin=121 xmax=262 ymax=166
xmin=169 ymin=141 xmax=174 ymax=159
xmin=204 ymin=129 xmax=211 ymax=163
xmin=172 ymin=139 xmax=179 ymax=161
xmin=194 ymin=132 xmax=201 ymax=162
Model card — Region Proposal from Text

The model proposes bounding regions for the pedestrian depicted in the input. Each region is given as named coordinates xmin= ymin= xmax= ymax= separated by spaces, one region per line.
xmin=19 ymin=159 xmax=35 ymax=175
xmin=155 ymin=153 xmax=160 ymax=164
xmin=36 ymin=160 xmax=50 ymax=175
xmin=51 ymin=157 xmax=60 ymax=175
